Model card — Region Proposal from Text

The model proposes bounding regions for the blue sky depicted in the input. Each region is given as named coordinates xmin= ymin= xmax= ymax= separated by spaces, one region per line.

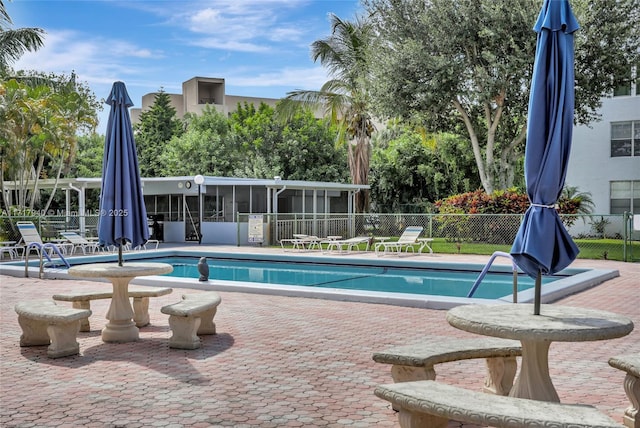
xmin=8 ymin=0 xmax=362 ymax=134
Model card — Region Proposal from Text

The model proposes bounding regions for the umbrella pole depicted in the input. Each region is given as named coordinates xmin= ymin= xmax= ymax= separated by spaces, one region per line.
xmin=534 ymin=270 xmax=541 ymax=315
xmin=118 ymin=244 xmax=123 ymax=267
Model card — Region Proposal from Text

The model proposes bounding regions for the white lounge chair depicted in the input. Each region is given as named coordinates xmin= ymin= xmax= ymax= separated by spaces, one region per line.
xmin=16 ymin=221 xmax=74 ymax=259
xmin=322 ymin=237 xmax=371 ymax=253
xmin=280 ymin=235 xmax=322 ymax=251
xmin=59 ymin=231 xmax=100 ymax=255
xmin=0 ymin=242 xmax=22 ymax=260
xmin=374 ymin=226 xmax=424 ymax=256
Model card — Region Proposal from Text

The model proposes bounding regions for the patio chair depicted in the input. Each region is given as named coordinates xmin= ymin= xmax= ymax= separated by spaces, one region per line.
xmin=0 ymin=243 xmax=22 ymax=260
xmin=322 ymin=237 xmax=371 ymax=253
xmin=16 ymin=221 xmax=74 ymax=259
xmin=280 ymin=234 xmax=322 ymax=251
xmin=59 ymin=231 xmax=100 ymax=255
xmin=374 ymin=226 xmax=424 ymax=256
xmin=133 ymin=239 xmax=160 ymax=251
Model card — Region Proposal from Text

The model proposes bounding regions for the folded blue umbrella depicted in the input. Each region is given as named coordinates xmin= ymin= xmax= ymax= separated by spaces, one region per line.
xmin=511 ymin=0 xmax=580 ymax=312
xmin=98 ymin=81 xmax=149 ymax=265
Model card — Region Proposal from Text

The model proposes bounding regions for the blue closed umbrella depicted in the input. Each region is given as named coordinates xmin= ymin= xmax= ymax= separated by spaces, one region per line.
xmin=98 ymin=81 xmax=149 ymax=266
xmin=510 ymin=0 xmax=580 ymax=314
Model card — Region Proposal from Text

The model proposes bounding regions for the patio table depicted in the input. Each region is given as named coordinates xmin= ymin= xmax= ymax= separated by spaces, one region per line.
xmin=446 ymin=303 xmax=634 ymax=402
xmin=68 ymin=262 xmax=173 ymax=343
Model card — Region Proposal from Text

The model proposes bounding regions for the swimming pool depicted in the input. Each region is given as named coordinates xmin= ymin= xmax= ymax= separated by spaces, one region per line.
xmin=161 ymin=256 xmax=551 ymax=299
xmin=0 ymin=249 xmax=619 ymax=309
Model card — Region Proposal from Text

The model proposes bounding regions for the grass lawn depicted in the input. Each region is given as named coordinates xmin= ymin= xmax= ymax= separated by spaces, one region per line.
xmin=277 ymin=238 xmax=638 ymax=262
xmin=429 ymin=238 xmax=638 ymax=262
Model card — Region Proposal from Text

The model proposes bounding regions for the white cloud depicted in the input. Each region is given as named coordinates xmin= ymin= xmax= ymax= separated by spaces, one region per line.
xmin=171 ymin=2 xmax=312 ymax=53
xmin=229 ymin=66 xmax=329 ymax=91
xmin=269 ymin=27 xmax=305 ymax=42
xmin=189 ymin=38 xmax=270 ymax=53
xmin=14 ymin=30 xmax=163 ymax=82
xmin=12 ymin=29 xmax=173 ymax=124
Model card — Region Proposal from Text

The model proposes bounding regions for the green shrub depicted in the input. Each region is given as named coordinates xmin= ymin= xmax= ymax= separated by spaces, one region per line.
xmin=434 ymin=189 xmax=584 ymax=244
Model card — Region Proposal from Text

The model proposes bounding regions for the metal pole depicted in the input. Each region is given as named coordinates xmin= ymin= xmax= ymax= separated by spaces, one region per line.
xmin=194 ymin=175 xmax=205 ymax=244
xmin=534 ymin=270 xmax=541 ymax=315
xmin=198 ymin=183 xmax=202 ymax=245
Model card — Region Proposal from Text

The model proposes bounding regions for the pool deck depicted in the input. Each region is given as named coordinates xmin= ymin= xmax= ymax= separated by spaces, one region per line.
xmin=1 ymin=245 xmax=638 ymax=427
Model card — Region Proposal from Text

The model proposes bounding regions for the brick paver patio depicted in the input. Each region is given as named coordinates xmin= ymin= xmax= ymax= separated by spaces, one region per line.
xmin=1 ymin=249 xmax=638 ymax=427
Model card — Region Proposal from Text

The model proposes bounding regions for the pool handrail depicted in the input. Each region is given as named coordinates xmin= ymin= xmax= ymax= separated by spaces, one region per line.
xmin=24 ymin=242 xmax=70 ymax=278
xmin=467 ymin=251 xmax=519 ymax=302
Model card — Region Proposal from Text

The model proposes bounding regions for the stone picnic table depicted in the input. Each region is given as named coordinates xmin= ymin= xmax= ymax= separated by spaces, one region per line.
xmin=446 ymin=303 xmax=634 ymax=402
xmin=68 ymin=262 xmax=173 ymax=343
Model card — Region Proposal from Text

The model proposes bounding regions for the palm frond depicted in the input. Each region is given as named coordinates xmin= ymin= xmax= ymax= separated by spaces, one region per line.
xmin=0 ymin=27 xmax=45 ymax=71
xmin=0 ymin=0 xmax=11 ymax=26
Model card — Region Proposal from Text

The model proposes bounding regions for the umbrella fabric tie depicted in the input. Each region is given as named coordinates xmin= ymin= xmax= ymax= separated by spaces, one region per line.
xmin=530 ymin=203 xmax=558 ymax=209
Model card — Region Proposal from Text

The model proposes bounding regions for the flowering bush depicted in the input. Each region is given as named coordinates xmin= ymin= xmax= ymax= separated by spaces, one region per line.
xmin=436 ymin=189 xmax=580 ymax=215
xmin=434 ymin=189 xmax=583 ymax=244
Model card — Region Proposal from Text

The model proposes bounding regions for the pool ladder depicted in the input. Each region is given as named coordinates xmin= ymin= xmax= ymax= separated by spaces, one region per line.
xmin=24 ymin=243 xmax=70 ymax=279
xmin=467 ymin=251 xmax=519 ymax=302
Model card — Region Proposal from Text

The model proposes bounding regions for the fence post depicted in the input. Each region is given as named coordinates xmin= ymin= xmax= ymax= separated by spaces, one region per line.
xmin=237 ymin=212 xmax=241 ymax=247
xmin=428 ymin=214 xmax=433 ymax=238
xmin=623 ymin=211 xmax=632 ymax=262
xmin=294 ymin=213 xmax=298 ymax=236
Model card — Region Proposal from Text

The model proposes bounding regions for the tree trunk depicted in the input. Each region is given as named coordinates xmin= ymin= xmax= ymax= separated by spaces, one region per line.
xmin=350 ymin=124 xmax=371 ymax=213
xmin=453 ymin=99 xmax=494 ymax=193
xmin=42 ymin=153 xmax=65 ymax=214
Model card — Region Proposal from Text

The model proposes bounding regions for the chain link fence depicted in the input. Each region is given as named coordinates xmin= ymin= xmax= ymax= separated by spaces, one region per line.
xmin=2 ymin=212 xmax=637 ymax=262
xmin=0 ymin=214 xmax=100 ymax=244
xmin=254 ymin=212 xmax=637 ymax=262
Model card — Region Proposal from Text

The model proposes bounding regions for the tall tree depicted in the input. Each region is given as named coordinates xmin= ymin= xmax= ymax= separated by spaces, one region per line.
xmin=230 ymin=102 xmax=283 ymax=178
xmin=0 ymin=0 xmax=44 ymax=76
xmin=363 ymin=0 xmax=640 ymax=193
xmin=370 ymin=123 xmax=481 ymax=212
xmin=277 ymin=14 xmax=375 ymax=212
xmin=0 ymin=74 xmax=98 ymax=210
xmin=158 ymin=106 xmax=238 ymax=177
xmin=233 ymin=102 xmax=347 ymax=182
xmin=133 ymin=90 xmax=184 ymax=177
xmin=67 ymin=133 xmax=104 ymax=178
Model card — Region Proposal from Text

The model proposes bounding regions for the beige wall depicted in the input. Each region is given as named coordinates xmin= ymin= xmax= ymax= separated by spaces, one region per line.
xmin=131 ymin=93 xmax=184 ymax=122
xmin=131 ymin=76 xmax=283 ymax=124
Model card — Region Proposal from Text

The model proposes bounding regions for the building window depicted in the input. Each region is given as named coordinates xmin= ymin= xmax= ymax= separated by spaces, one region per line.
xmin=611 ymin=121 xmax=640 ymax=157
xmin=613 ymin=65 xmax=637 ymax=97
xmin=613 ymin=80 xmax=631 ymax=97
xmin=610 ymin=181 xmax=640 ymax=214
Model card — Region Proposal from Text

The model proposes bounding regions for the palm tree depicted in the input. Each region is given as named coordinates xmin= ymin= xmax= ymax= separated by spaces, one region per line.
xmin=561 ymin=185 xmax=595 ymax=216
xmin=0 ymin=0 xmax=45 ymax=76
xmin=277 ymin=14 xmax=375 ymax=212
xmin=1 ymin=75 xmax=98 ymax=211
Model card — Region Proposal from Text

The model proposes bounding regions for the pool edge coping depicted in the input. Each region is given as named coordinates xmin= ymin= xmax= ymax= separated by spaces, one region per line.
xmin=0 ymin=249 xmax=619 ymax=310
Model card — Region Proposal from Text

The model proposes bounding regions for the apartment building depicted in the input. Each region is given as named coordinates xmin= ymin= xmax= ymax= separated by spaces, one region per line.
xmin=130 ymin=76 xmax=281 ymax=124
xmin=566 ymin=75 xmax=640 ymax=220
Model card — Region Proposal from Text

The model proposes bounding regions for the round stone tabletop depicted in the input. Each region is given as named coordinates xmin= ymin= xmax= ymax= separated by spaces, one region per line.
xmin=69 ymin=262 xmax=173 ymax=278
xmin=446 ymin=304 xmax=634 ymax=342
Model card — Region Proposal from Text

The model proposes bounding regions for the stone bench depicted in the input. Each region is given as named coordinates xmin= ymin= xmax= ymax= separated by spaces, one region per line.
xmin=609 ymin=354 xmax=640 ymax=428
xmin=372 ymin=337 xmax=522 ymax=396
xmin=161 ymin=292 xmax=221 ymax=349
xmin=375 ymin=380 xmax=623 ymax=428
xmin=52 ymin=286 xmax=173 ymax=332
xmin=15 ymin=300 xmax=91 ymax=358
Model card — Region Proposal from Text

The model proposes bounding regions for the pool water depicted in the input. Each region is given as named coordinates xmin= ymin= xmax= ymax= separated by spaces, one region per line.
xmin=159 ymin=256 xmax=556 ymax=300
xmin=3 ymin=249 xmax=616 ymax=308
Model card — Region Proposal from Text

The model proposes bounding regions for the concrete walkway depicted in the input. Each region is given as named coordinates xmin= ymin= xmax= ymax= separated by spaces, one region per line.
xmin=1 ymin=248 xmax=638 ymax=427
